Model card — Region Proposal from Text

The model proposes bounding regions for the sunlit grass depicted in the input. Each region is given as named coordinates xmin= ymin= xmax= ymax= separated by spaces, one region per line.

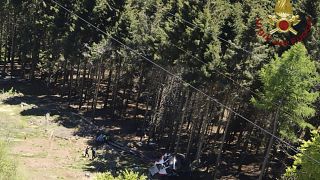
xmin=0 ymin=141 xmax=18 ymax=180
xmin=0 ymin=104 xmax=40 ymax=142
xmin=0 ymin=92 xmax=47 ymax=179
xmin=15 ymin=151 xmax=49 ymax=158
xmin=0 ymin=91 xmax=96 ymax=179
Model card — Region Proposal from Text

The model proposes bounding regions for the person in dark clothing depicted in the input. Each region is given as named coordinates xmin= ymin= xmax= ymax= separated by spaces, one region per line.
xmin=84 ymin=146 xmax=90 ymax=158
xmin=136 ymin=128 xmax=145 ymax=142
xmin=91 ymin=147 xmax=96 ymax=160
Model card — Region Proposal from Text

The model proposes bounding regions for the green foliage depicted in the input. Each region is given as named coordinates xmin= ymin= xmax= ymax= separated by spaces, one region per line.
xmin=0 ymin=87 xmax=18 ymax=95
xmin=95 ymin=170 xmax=146 ymax=180
xmin=0 ymin=141 xmax=17 ymax=180
xmin=95 ymin=172 xmax=115 ymax=180
xmin=284 ymin=131 xmax=320 ymax=179
xmin=118 ymin=169 xmax=147 ymax=180
xmin=1 ymin=0 xmax=320 ymax=178
xmin=252 ymin=43 xmax=320 ymax=140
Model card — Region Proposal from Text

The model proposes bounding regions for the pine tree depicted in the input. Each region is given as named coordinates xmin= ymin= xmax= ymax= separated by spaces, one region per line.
xmin=252 ymin=43 xmax=320 ymax=179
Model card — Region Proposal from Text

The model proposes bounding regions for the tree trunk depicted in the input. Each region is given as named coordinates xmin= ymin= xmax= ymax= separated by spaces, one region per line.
xmin=195 ymin=100 xmax=211 ymax=161
xmin=84 ymin=65 xmax=92 ymax=110
xmin=79 ymin=59 xmax=88 ymax=109
xmin=213 ymin=110 xmax=225 ymax=146
xmin=186 ymin=118 xmax=196 ymax=158
xmin=75 ymin=58 xmax=81 ymax=88
xmin=0 ymin=12 xmax=4 ymax=70
xmin=213 ymin=111 xmax=233 ymax=179
xmin=168 ymin=88 xmax=185 ymax=151
xmin=258 ymin=105 xmax=281 ymax=180
xmin=111 ymin=60 xmax=121 ymax=115
xmin=62 ymin=61 xmax=69 ymax=95
xmin=103 ymin=62 xmax=113 ymax=109
xmin=92 ymin=59 xmax=103 ymax=120
xmin=68 ymin=63 xmax=74 ymax=105
xmin=237 ymin=118 xmax=259 ymax=172
xmin=2 ymin=12 xmax=11 ymax=78
xmin=174 ymin=91 xmax=193 ymax=153
xmin=30 ymin=40 xmax=40 ymax=80
xmin=148 ymin=76 xmax=167 ymax=142
xmin=10 ymin=15 xmax=15 ymax=79
xmin=134 ymin=66 xmax=144 ymax=119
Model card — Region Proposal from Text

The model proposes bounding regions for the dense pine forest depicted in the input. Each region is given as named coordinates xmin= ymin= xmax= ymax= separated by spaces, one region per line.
xmin=0 ymin=0 xmax=320 ymax=179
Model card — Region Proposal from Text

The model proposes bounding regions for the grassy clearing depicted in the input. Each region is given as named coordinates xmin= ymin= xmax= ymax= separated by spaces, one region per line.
xmin=0 ymin=90 xmax=30 ymax=179
xmin=0 ymin=90 xmax=91 ymax=179
xmin=0 ymin=88 xmax=148 ymax=180
xmin=0 ymin=100 xmax=40 ymax=142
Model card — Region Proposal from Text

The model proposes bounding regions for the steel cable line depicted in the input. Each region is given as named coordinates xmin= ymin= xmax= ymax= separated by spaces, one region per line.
xmin=151 ymin=2 xmax=318 ymax=55
xmin=152 ymin=1 xmax=320 ymax=158
xmin=150 ymin=3 xmax=319 ymax=118
xmin=48 ymin=0 xmax=320 ymax=165
xmin=149 ymin=2 xmax=320 ymax=161
xmin=167 ymin=42 xmax=301 ymax=120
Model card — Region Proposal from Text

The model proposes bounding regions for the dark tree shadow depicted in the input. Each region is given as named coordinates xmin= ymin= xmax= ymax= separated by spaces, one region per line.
xmin=0 ymin=79 xmax=50 ymax=96
xmin=1 ymin=80 xmax=259 ymax=179
xmin=0 ymin=80 xmax=153 ymax=176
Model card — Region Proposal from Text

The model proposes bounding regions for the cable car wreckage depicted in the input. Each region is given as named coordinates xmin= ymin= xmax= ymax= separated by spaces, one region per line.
xmin=95 ymin=133 xmax=192 ymax=179
xmin=149 ymin=153 xmax=188 ymax=178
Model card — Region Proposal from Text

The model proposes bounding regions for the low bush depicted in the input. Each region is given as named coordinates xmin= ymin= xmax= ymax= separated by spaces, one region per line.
xmin=95 ymin=169 xmax=147 ymax=180
xmin=284 ymin=130 xmax=320 ymax=179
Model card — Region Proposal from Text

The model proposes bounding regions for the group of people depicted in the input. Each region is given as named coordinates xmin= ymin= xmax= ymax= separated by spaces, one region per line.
xmin=96 ymin=133 xmax=109 ymax=144
xmin=83 ymin=132 xmax=110 ymax=160
xmin=84 ymin=146 xmax=96 ymax=160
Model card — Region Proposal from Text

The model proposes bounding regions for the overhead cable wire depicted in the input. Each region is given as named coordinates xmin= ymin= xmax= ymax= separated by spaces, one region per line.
xmin=169 ymin=42 xmax=301 ymax=120
xmin=151 ymin=3 xmax=319 ymax=116
xmin=151 ymin=2 xmax=318 ymax=55
xmin=48 ymin=0 xmax=320 ymax=165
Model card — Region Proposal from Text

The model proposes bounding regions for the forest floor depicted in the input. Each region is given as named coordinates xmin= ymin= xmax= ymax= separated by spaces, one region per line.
xmin=0 ymin=80 xmax=149 ymax=180
xmin=0 ymin=98 xmax=89 ymax=179
xmin=0 ymin=79 xmax=267 ymax=180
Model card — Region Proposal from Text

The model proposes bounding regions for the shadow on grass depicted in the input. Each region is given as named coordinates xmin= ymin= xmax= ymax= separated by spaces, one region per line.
xmin=0 ymin=80 xmax=151 ymax=174
xmin=82 ymin=146 xmax=150 ymax=175
xmin=1 ymin=80 xmax=230 ymax=180
xmin=0 ymin=79 xmax=50 ymax=96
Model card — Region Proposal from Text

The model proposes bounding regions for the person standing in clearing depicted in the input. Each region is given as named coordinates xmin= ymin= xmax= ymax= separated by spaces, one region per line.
xmin=84 ymin=146 xmax=90 ymax=158
xmin=91 ymin=147 xmax=96 ymax=160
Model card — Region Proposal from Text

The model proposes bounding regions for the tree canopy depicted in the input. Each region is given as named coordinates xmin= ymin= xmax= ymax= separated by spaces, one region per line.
xmin=0 ymin=0 xmax=319 ymax=179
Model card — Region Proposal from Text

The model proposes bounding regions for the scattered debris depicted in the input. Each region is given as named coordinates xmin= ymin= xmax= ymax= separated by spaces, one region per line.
xmin=85 ymin=172 xmax=90 ymax=178
xmin=149 ymin=153 xmax=189 ymax=178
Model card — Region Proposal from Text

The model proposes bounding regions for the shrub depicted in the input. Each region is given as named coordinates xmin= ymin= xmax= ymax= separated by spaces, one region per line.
xmin=118 ymin=170 xmax=147 ymax=180
xmin=95 ymin=172 xmax=115 ymax=180
xmin=0 ymin=87 xmax=17 ymax=95
xmin=284 ymin=131 xmax=320 ymax=179
xmin=95 ymin=170 xmax=147 ymax=180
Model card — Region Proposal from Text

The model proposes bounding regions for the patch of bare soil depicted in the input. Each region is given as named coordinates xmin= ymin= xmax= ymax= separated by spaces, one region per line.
xmin=11 ymin=134 xmax=91 ymax=180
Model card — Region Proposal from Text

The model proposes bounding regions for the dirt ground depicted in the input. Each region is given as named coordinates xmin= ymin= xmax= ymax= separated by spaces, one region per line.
xmin=0 ymin=93 xmax=95 ymax=180
xmin=0 ymin=82 xmax=149 ymax=180
xmin=12 ymin=137 xmax=90 ymax=180
xmin=0 ymin=80 xmax=266 ymax=180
